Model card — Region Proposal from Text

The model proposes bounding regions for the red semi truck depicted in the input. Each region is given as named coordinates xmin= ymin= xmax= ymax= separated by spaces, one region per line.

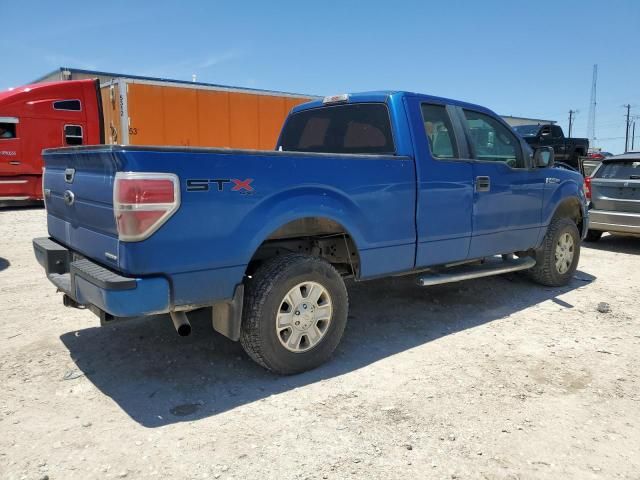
xmin=0 ymin=80 xmax=103 ymax=203
xmin=0 ymin=78 xmax=312 ymax=204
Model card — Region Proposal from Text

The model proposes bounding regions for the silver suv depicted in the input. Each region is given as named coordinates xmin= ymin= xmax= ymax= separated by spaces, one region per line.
xmin=585 ymin=152 xmax=640 ymax=241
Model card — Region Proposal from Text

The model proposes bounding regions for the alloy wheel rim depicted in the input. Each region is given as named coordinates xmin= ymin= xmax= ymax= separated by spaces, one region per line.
xmin=555 ymin=232 xmax=575 ymax=274
xmin=276 ymin=281 xmax=332 ymax=353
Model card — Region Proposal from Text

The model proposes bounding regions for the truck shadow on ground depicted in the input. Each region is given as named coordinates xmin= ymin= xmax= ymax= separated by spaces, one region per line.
xmin=60 ymin=270 xmax=595 ymax=428
xmin=582 ymin=234 xmax=639 ymax=255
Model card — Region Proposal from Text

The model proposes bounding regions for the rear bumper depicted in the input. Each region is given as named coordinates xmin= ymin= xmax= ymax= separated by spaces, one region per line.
xmin=588 ymin=209 xmax=640 ymax=234
xmin=33 ymin=237 xmax=170 ymax=317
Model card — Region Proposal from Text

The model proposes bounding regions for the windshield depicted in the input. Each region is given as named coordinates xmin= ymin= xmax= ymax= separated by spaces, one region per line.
xmin=278 ymin=103 xmax=395 ymax=154
xmin=512 ymin=125 xmax=540 ymax=137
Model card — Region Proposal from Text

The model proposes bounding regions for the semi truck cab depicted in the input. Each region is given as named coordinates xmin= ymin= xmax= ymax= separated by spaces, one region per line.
xmin=0 ymin=80 xmax=103 ymax=203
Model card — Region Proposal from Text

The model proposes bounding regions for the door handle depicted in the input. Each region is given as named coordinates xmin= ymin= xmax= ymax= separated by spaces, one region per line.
xmin=475 ymin=176 xmax=490 ymax=192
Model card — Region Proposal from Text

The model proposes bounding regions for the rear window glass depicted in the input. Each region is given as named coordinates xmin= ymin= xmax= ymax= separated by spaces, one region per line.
xmin=597 ymin=161 xmax=640 ymax=179
xmin=279 ymin=103 xmax=395 ymax=154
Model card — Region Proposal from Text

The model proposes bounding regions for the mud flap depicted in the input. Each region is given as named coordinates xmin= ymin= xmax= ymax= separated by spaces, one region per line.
xmin=211 ymin=284 xmax=244 ymax=341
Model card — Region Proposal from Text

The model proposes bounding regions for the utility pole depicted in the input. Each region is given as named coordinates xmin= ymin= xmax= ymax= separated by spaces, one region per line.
xmin=568 ymin=110 xmax=577 ymax=137
xmin=632 ymin=120 xmax=636 ymax=151
xmin=624 ymin=104 xmax=631 ymax=152
xmin=587 ymin=64 xmax=597 ymax=144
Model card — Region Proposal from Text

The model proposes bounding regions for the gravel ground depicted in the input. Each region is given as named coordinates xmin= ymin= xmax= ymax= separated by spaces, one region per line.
xmin=1 ymin=207 xmax=639 ymax=480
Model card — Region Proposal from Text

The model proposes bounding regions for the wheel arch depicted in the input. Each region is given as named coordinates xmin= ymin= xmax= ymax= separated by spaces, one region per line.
xmin=547 ymin=195 xmax=585 ymax=238
xmin=245 ymin=216 xmax=363 ymax=278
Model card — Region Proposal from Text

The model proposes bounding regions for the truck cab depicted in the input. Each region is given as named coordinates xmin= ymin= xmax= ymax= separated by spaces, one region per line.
xmin=513 ymin=123 xmax=589 ymax=169
xmin=0 ymin=80 xmax=102 ymax=203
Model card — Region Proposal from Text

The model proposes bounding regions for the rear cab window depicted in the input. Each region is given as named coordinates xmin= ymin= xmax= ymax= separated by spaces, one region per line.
xmin=278 ymin=103 xmax=395 ymax=154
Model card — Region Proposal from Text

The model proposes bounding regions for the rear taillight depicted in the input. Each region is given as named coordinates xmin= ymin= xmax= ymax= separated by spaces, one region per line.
xmin=113 ymin=172 xmax=180 ymax=241
xmin=584 ymin=176 xmax=592 ymax=201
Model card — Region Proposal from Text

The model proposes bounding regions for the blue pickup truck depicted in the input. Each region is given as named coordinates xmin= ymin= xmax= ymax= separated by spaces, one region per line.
xmin=33 ymin=91 xmax=587 ymax=374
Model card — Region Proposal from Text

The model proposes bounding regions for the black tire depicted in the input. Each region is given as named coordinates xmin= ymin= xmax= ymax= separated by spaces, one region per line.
xmin=240 ymin=253 xmax=348 ymax=375
xmin=528 ymin=217 xmax=581 ymax=287
xmin=585 ymin=230 xmax=603 ymax=242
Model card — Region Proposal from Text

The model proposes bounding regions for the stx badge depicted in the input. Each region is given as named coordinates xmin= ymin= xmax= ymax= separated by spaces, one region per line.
xmin=186 ymin=178 xmax=254 ymax=193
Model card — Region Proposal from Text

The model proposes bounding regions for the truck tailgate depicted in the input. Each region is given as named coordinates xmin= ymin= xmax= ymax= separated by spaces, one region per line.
xmin=43 ymin=148 xmax=120 ymax=264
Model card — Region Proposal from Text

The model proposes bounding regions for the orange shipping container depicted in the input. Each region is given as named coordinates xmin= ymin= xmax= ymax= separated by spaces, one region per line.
xmin=100 ymin=79 xmax=315 ymax=149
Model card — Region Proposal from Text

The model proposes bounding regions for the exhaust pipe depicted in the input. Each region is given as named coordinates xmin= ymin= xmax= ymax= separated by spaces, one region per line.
xmin=170 ymin=311 xmax=191 ymax=337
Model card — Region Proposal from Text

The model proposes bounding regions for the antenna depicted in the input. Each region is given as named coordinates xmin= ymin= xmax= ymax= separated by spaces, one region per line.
xmin=586 ymin=64 xmax=597 ymax=144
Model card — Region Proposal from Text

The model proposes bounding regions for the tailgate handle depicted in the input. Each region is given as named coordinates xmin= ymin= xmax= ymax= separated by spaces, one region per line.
xmin=64 ymin=168 xmax=75 ymax=183
xmin=475 ymin=176 xmax=491 ymax=192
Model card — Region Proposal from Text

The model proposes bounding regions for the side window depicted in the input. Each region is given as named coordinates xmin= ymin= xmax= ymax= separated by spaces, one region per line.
xmin=463 ymin=109 xmax=522 ymax=168
xmin=64 ymin=125 xmax=83 ymax=145
xmin=53 ymin=100 xmax=81 ymax=111
xmin=0 ymin=122 xmax=17 ymax=139
xmin=420 ymin=104 xmax=458 ymax=159
xmin=551 ymin=125 xmax=563 ymax=138
xmin=539 ymin=125 xmax=552 ymax=137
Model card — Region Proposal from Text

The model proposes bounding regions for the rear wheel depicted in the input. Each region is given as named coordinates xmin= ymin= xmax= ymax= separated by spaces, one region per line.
xmin=240 ymin=254 xmax=348 ymax=375
xmin=585 ymin=230 xmax=603 ymax=242
xmin=528 ymin=217 xmax=581 ymax=286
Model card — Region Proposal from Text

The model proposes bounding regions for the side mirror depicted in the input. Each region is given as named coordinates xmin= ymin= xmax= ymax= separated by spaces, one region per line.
xmin=534 ymin=146 xmax=554 ymax=168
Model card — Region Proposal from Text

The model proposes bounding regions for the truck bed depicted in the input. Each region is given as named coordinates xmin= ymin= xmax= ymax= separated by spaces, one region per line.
xmin=42 ymin=145 xmax=416 ymax=309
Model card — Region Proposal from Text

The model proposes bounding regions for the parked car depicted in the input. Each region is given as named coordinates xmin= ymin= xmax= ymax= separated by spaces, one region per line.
xmin=513 ymin=124 xmax=589 ymax=170
xmin=33 ymin=91 xmax=587 ymax=374
xmin=584 ymin=152 xmax=640 ymax=241
xmin=587 ymin=151 xmax=614 ymax=160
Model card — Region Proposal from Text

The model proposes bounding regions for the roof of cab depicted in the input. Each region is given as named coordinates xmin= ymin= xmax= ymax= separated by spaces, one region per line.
xmin=0 ymin=79 xmax=96 ymax=105
xmin=291 ymin=90 xmax=493 ymax=116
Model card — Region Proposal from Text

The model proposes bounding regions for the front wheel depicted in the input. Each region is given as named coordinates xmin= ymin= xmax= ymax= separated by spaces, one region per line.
xmin=240 ymin=254 xmax=348 ymax=375
xmin=528 ymin=217 xmax=581 ymax=286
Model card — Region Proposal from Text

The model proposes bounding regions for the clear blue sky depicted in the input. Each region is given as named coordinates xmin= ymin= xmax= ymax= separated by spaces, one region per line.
xmin=2 ymin=0 xmax=638 ymax=153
